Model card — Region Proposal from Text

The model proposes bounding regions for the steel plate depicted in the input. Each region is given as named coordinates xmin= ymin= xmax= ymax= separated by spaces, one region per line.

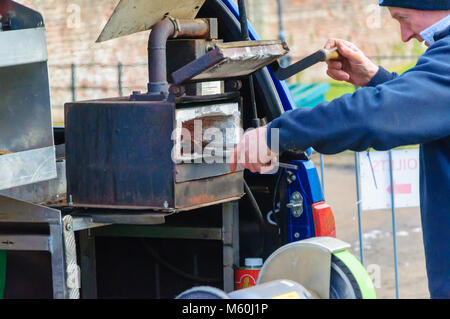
xmin=171 ymin=40 xmax=289 ymax=84
xmin=97 ymin=0 xmax=206 ymax=42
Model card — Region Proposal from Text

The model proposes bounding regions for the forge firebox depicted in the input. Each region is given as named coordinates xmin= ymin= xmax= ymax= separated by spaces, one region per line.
xmin=64 ymin=0 xmax=288 ymax=212
xmin=65 ymin=93 xmax=244 ymax=211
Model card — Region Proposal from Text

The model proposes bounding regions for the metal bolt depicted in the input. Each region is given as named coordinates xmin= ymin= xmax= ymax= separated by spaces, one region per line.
xmin=286 ymin=172 xmax=297 ymax=184
xmin=228 ymin=80 xmax=242 ymax=91
xmin=292 ymin=209 xmax=302 ymax=218
xmin=66 ymin=223 xmax=73 ymax=232
xmin=294 ymin=232 xmax=300 ymax=239
xmin=169 ymin=85 xmax=185 ymax=97
xmin=288 ymin=192 xmax=304 ymax=218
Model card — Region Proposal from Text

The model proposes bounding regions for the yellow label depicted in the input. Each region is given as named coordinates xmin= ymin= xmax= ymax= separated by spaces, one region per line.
xmin=272 ymin=291 xmax=301 ymax=299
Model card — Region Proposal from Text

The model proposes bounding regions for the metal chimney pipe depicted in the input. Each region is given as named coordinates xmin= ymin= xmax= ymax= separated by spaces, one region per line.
xmin=147 ymin=18 xmax=211 ymax=95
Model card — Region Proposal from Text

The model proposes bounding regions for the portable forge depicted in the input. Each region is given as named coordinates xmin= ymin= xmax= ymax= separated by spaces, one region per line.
xmin=0 ymin=0 xmax=376 ymax=300
xmin=65 ymin=1 xmax=288 ymax=212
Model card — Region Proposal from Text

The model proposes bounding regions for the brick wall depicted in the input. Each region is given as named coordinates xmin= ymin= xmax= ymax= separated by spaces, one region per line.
xmin=15 ymin=0 xmax=424 ymax=123
xmin=17 ymin=0 xmax=150 ymax=123
xmin=247 ymin=0 xmax=425 ymax=82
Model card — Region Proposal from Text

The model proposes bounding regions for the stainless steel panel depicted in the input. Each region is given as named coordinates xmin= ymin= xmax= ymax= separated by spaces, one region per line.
xmin=0 ymin=159 xmax=64 ymax=203
xmin=0 ymin=28 xmax=47 ymax=68
xmin=0 ymin=61 xmax=54 ymax=152
xmin=0 ymin=194 xmax=61 ymax=224
xmin=0 ymin=146 xmax=57 ymax=191
xmin=0 ymin=27 xmax=56 ymax=191
xmin=0 ymin=234 xmax=50 ymax=251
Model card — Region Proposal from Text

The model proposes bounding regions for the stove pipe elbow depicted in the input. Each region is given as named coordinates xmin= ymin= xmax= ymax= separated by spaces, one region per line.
xmin=147 ymin=18 xmax=211 ymax=95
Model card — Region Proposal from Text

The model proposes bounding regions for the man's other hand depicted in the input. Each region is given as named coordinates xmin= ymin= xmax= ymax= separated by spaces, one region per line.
xmin=229 ymin=125 xmax=278 ymax=174
xmin=325 ymin=39 xmax=379 ymax=87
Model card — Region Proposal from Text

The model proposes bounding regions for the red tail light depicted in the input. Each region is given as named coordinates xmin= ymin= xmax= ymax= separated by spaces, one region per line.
xmin=312 ymin=202 xmax=336 ymax=238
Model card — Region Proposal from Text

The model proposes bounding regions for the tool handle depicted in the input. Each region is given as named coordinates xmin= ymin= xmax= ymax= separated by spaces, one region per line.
xmin=324 ymin=47 xmax=341 ymax=61
xmin=271 ymin=47 xmax=341 ymax=81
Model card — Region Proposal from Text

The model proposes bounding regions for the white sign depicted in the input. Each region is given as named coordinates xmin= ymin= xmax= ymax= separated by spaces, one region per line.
xmin=201 ymin=81 xmax=222 ymax=96
xmin=359 ymin=149 xmax=420 ymax=211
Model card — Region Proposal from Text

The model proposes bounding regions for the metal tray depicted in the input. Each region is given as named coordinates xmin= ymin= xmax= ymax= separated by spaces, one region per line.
xmin=171 ymin=40 xmax=289 ymax=84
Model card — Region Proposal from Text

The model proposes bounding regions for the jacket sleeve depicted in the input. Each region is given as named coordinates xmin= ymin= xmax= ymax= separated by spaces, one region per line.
xmin=366 ymin=66 xmax=399 ymax=87
xmin=267 ymin=40 xmax=450 ymax=155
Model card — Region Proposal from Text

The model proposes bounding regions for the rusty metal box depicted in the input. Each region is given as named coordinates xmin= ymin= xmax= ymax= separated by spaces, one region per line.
xmin=64 ymin=94 xmax=244 ymax=212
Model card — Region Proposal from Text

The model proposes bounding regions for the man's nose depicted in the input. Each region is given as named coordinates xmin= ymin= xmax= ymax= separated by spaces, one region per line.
xmin=400 ymin=25 xmax=414 ymax=42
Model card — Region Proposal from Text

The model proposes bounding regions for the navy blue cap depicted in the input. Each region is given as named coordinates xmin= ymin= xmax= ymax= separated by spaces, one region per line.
xmin=380 ymin=0 xmax=450 ymax=10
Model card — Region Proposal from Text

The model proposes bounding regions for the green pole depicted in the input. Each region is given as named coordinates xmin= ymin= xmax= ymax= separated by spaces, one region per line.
xmin=0 ymin=250 xmax=6 ymax=299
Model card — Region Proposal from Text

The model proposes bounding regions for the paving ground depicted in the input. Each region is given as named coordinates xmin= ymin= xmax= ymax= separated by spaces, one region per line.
xmin=310 ymin=153 xmax=430 ymax=299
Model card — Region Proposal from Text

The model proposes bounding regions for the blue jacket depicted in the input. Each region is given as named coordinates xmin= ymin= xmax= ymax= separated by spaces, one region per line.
xmin=268 ymin=27 xmax=450 ymax=298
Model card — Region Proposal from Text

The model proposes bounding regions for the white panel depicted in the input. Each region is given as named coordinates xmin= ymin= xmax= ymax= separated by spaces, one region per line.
xmin=0 ymin=28 xmax=47 ymax=68
xmin=359 ymin=149 xmax=420 ymax=211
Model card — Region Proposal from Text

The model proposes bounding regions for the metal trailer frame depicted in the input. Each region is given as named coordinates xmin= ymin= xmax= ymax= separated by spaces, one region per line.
xmin=0 ymin=196 xmax=239 ymax=299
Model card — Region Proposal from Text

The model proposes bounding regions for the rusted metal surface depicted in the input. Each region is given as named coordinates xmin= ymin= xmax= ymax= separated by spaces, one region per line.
xmin=166 ymin=38 xmax=224 ymax=96
xmin=147 ymin=18 xmax=212 ymax=92
xmin=176 ymin=19 xmax=214 ymax=39
xmin=176 ymin=161 xmax=238 ymax=183
xmin=65 ymin=99 xmax=176 ymax=210
xmin=96 ymin=0 xmax=206 ymax=42
xmin=65 ymin=95 xmax=244 ymax=211
xmin=175 ymin=172 xmax=244 ymax=210
xmin=171 ymin=40 xmax=289 ymax=84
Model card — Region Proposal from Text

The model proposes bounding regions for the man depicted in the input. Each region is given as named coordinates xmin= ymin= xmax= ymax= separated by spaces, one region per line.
xmin=230 ymin=0 xmax=450 ymax=298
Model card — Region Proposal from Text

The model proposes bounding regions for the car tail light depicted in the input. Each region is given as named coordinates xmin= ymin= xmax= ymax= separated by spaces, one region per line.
xmin=312 ymin=202 xmax=336 ymax=238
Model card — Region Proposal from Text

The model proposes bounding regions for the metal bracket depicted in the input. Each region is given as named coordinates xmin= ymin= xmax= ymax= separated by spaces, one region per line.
xmin=287 ymin=191 xmax=303 ymax=218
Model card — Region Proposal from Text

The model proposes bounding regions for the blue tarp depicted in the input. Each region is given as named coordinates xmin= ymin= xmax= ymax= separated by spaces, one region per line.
xmin=287 ymin=83 xmax=330 ymax=108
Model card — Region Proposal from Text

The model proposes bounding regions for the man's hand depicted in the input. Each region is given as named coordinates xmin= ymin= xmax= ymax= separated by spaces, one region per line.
xmin=325 ymin=39 xmax=379 ymax=87
xmin=229 ymin=125 xmax=278 ymax=174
